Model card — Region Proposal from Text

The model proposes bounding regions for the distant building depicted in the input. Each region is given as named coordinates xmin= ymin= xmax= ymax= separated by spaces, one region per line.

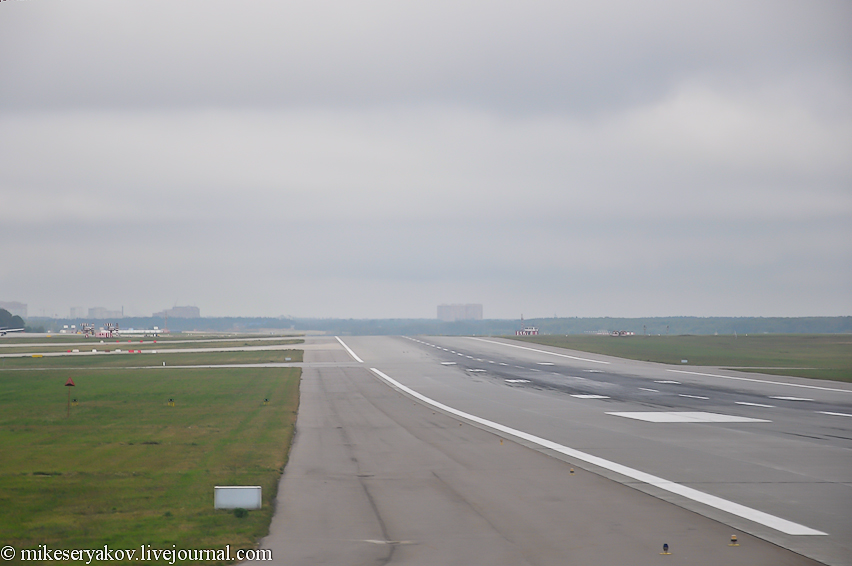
xmin=70 ymin=307 xmax=86 ymax=318
xmin=515 ymin=315 xmax=538 ymax=336
xmin=437 ymin=304 xmax=483 ymax=322
xmin=0 ymin=301 xmax=27 ymax=318
xmin=154 ymin=306 xmax=200 ymax=318
xmin=88 ymin=307 xmax=123 ymax=319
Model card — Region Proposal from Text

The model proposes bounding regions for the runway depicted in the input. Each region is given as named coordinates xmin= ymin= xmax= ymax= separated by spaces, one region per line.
xmin=251 ymin=335 xmax=849 ymax=565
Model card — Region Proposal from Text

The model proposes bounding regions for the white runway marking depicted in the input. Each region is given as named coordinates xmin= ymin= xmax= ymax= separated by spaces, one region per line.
xmin=655 ymin=380 xmax=681 ymax=384
xmin=818 ymin=411 xmax=852 ymax=418
xmin=609 ymin=412 xmax=771 ymax=424
xmin=499 ymin=363 xmax=508 ymax=366
xmin=571 ymin=394 xmax=610 ymax=399
xmin=505 ymin=379 xmax=531 ymax=383
xmin=679 ymin=394 xmax=709 ymax=400
xmin=335 ymin=336 xmax=364 ymax=363
xmin=769 ymin=396 xmax=813 ymax=401
xmin=441 ymin=362 xmax=457 ymax=365
xmin=468 ymin=369 xmax=486 ymax=372
xmin=735 ymin=401 xmax=775 ymax=408
xmin=537 ymin=362 xmax=555 ymax=365
xmin=639 ymin=387 xmax=659 ymax=392
xmin=369 ymin=368 xmax=822 ymax=536
xmin=586 ymin=369 xmax=603 ymax=373
xmin=469 ymin=337 xmax=609 ymax=364
xmin=668 ymin=369 xmax=852 ymax=393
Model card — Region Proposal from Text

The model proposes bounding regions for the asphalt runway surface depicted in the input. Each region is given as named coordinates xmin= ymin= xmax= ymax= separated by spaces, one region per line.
xmin=250 ymin=336 xmax=850 ymax=565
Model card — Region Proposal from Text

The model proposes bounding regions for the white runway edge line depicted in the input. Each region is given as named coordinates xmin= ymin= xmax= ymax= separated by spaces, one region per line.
xmin=469 ymin=337 xmax=609 ymax=365
xmin=370 ymin=367 xmax=827 ymax=537
xmin=335 ymin=337 xmax=364 ymax=363
xmin=668 ymin=369 xmax=852 ymax=394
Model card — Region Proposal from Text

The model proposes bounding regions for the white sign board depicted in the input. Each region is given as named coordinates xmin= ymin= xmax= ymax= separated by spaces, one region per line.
xmin=214 ymin=486 xmax=262 ymax=510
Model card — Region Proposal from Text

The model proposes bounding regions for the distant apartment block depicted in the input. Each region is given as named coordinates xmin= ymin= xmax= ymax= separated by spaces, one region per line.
xmin=154 ymin=306 xmax=200 ymax=318
xmin=88 ymin=307 xmax=123 ymax=319
xmin=0 ymin=301 xmax=27 ymax=318
xmin=69 ymin=307 xmax=86 ymax=318
xmin=437 ymin=304 xmax=483 ymax=322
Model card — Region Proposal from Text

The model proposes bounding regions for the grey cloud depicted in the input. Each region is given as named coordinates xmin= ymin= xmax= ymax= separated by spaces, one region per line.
xmin=1 ymin=0 xmax=849 ymax=115
xmin=1 ymin=0 xmax=849 ymax=319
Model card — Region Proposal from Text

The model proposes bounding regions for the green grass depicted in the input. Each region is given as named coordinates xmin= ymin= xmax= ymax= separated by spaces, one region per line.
xmin=510 ymin=334 xmax=852 ymax=382
xmin=0 ymin=350 xmax=303 ymax=370
xmin=0 ymin=366 xmax=300 ymax=564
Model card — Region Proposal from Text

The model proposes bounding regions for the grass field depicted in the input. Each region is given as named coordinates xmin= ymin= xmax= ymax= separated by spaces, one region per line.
xmin=0 ymin=363 xmax=300 ymax=564
xmin=511 ymin=334 xmax=852 ymax=382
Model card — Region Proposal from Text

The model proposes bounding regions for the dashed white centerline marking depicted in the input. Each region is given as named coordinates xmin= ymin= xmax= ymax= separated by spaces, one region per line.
xmin=639 ymin=388 xmax=659 ymax=392
xmin=679 ymin=394 xmax=709 ymax=400
xmin=537 ymin=362 xmax=555 ymax=365
xmin=735 ymin=402 xmax=775 ymax=408
xmin=505 ymin=379 xmax=531 ymax=383
xmin=655 ymin=380 xmax=681 ymax=384
xmin=571 ymin=394 xmax=610 ymax=399
xmin=769 ymin=396 xmax=813 ymax=401
xmin=441 ymin=362 xmax=457 ymax=365
xmin=369 ymin=368 xmax=822 ymax=536
xmin=818 ymin=411 xmax=852 ymax=418
xmin=468 ymin=369 xmax=486 ymax=372
xmin=586 ymin=370 xmax=603 ymax=373
xmin=499 ymin=363 xmax=508 ymax=366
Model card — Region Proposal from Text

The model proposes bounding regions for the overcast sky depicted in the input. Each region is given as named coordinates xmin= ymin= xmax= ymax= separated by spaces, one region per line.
xmin=1 ymin=0 xmax=850 ymax=319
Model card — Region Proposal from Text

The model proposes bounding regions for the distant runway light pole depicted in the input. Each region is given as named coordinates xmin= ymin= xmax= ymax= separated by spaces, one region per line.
xmin=65 ymin=377 xmax=76 ymax=417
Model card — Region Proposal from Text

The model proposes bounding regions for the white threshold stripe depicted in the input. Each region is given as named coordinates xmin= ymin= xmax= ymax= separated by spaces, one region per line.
xmin=469 ymin=337 xmax=609 ymax=364
xmin=370 ymin=367 xmax=826 ymax=536
xmin=335 ymin=336 xmax=364 ymax=363
xmin=819 ymin=411 xmax=852 ymax=418
xmin=668 ymin=369 xmax=852 ymax=394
